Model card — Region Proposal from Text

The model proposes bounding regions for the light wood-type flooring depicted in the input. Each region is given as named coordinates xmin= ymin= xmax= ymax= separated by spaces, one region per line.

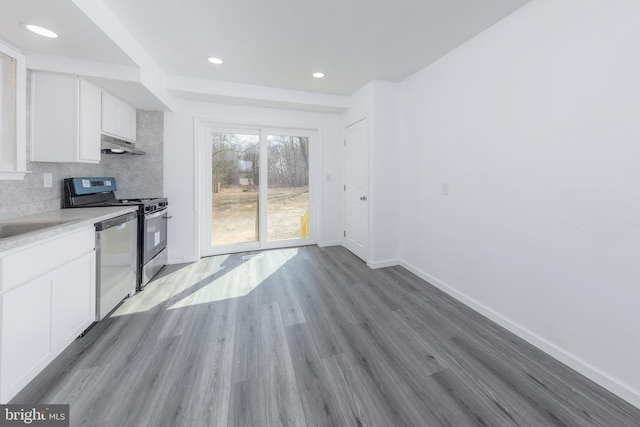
xmin=12 ymin=245 xmax=640 ymax=426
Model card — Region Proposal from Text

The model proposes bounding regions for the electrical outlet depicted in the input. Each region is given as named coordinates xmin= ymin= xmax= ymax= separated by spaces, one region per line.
xmin=441 ymin=182 xmax=449 ymax=195
xmin=44 ymin=173 xmax=53 ymax=188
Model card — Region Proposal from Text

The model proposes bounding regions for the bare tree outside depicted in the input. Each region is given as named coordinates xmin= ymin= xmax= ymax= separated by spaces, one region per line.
xmin=211 ymin=133 xmax=260 ymax=246
xmin=210 ymin=132 xmax=309 ymax=246
xmin=267 ymin=135 xmax=309 ymax=241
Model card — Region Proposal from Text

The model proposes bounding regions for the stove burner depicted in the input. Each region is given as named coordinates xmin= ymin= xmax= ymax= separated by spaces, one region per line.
xmin=118 ymin=198 xmax=154 ymax=203
xmin=105 ymin=198 xmax=168 ymax=213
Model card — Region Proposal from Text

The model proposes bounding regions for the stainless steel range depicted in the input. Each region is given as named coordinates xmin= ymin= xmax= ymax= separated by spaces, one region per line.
xmin=63 ymin=177 xmax=169 ymax=290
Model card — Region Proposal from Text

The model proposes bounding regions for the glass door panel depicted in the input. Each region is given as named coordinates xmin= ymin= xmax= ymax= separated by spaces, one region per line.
xmin=211 ymin=132 xmax=260 ymax=246
xmin=266 ymin=135 xmax=310 ymax=241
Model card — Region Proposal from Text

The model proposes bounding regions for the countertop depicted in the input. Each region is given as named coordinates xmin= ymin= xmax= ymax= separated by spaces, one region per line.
xmin=0 ymin=206 xmax=138 ymax=253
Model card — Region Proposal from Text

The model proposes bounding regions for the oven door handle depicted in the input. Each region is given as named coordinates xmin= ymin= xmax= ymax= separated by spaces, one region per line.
xmin=145 ymin=209 xmax=168 ymax=220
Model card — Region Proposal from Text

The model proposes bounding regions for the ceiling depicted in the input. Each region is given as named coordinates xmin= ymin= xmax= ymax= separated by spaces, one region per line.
xmin=0 ymin=0 xmax=531 ymax=104
xmin=0 ymin=0 xmax=134 ymax=66
xmin=102 ymin=0 xmax=531 ymax=95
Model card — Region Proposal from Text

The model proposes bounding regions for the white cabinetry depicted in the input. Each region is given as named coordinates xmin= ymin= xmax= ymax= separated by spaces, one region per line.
xmin=78 ymin=79 xmax=102 ymax=162
xmin=30 ymin=72 xmax=101 ymax=163
xmin=0 ymin=228 xmax=95 ymax=403
xmin=52 ymin=253 xmax=95 ymax=349
xmin=0 ymin=276 xmax=52 ymax=402
xmin=101 ymin=90 xmax=136 ymax=142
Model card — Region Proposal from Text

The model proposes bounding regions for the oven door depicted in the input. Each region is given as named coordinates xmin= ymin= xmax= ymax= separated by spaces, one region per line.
xmin=143 ymin=208 xmax=168 ymax=265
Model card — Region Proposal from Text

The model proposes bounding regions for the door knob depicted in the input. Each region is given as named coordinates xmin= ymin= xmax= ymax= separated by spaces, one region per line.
xmin=360 ymin=196 xmax=367 ymax=201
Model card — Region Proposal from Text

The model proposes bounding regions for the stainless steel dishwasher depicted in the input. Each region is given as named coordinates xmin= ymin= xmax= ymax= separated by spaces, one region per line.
xmin=95 ymin=211 xmax=138 ymax=320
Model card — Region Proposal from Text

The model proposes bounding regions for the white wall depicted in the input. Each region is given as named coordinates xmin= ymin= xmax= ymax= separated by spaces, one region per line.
xmin=370 ymin=81 xmax=400 ymax=267
xmin=164 ymin=99 xmax=344 ymax=263
xmin=398 ymin=0 xmax=640 ymax=406
xmin=343 ymin=81 xmax=400 ymax=267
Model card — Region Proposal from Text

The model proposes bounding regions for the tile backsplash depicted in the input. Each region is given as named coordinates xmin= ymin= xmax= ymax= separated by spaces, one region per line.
xmin=101 ymin=110 xmax=164 ymax=199
xmin=0 ymin=110 xmax=164 ymax=220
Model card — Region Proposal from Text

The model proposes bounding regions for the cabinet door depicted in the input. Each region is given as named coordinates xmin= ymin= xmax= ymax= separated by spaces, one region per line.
xmin=78 ymin=79 xmax=101 ymax=163
xmin=101 ymin=90 xmax=120 ymax=138
xmin=52 ymin=252 xmax=95 ymax=349
xmin=120 ymin=101 xmax=137 ymax=142
xmin=0 ymin=276 xmax=53 ymax=402
xmin=101 ymin=90 xmax=136 ymax=142
xmin=30 ymin=72 xmax=76 ymax=162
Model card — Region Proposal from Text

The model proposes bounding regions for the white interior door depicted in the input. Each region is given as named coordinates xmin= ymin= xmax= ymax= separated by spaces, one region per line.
xmin=344 ymin=119 xmax=369 ymax=261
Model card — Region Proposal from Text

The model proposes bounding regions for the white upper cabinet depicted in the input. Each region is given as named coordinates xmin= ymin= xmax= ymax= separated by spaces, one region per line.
xmin=78 ymin=79 xmax=102 ymax=162
xmin=101 ymin=90 xmax=136 ymax=142
xmin=30 ymin=72 xmax=101 ymax=163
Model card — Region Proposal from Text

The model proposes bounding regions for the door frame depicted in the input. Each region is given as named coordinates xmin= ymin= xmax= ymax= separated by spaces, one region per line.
xmin=195 ymin=118 xmax=319 ymax=257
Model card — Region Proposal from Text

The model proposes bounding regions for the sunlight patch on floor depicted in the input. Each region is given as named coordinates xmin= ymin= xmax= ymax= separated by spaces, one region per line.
xmin=168 ymin=248 xmax=298 ymax=309
xmin=111 ymin=255 xmax=230 ymax=316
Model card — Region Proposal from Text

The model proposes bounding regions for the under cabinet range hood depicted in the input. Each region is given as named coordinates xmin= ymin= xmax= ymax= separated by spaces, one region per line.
xmin=101 ymin=135 xmax=146 ymax=155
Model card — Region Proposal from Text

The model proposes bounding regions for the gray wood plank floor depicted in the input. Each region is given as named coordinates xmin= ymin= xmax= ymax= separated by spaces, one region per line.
xmin=12 ymin=245 xmax=640 ymax=426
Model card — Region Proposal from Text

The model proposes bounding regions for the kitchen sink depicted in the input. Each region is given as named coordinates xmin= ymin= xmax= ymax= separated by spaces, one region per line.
xmin=0 ymin=222 xmax=66 ymax=239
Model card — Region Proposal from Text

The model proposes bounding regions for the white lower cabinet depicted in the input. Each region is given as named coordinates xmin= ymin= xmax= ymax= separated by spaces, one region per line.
xmin=52 ymin=252 xmax=96 ymax=349
xmin=0 ymin=228 xmax=96 ymax=403
xmin=0 ymin=275 xmax=53 ymax=403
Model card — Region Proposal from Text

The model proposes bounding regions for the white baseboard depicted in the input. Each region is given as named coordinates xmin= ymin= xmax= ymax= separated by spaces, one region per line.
xmin=368 ymin=259 xmax=400 ymax=269
xmin=399 ymin=260 xmax=640 ymax=410
xmin=318 ymin=240 xmax=342 ymax=248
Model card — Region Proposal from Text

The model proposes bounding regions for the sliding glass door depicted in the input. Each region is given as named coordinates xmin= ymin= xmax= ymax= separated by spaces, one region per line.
xmin=202 ymin=126 xmax=314 ymax=255
xmin=210 ymin=131 xmax=260 ymax=246
xmin=267 ymin=134 xmax=309 ymax=242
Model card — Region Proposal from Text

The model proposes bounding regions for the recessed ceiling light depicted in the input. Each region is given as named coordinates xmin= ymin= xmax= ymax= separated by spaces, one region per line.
xmin=312 ymin=72 xmax=325 ymax=79
xmin=23 ymin=23 xmax=58 ymax=38
xmin=208 ymin=57 xmax=223 ymax=65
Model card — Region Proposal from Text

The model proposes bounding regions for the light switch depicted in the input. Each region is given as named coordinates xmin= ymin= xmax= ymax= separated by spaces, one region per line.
xmin=441 ymin=182 xmax=449 ymax=195
xmin=44 ymin=173 xmax=53 ymax=188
